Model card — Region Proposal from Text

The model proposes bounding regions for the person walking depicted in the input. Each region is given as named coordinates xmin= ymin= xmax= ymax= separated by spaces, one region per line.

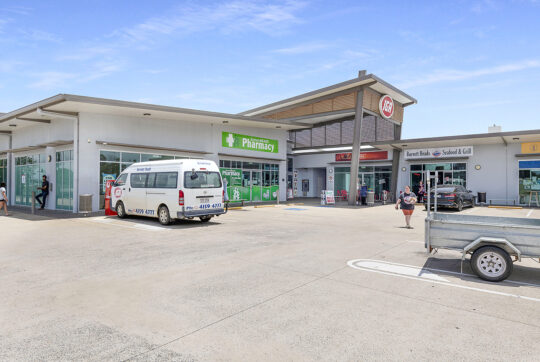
xmin=35 ymin=175 xmax=49 ymax=210
xmin=0 ymin=182 xmax=8 ymax=216
xmin=395 ymin=185 xmax=417 ymax=229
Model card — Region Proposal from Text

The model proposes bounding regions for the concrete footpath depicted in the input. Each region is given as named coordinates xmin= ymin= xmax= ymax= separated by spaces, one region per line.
xmin=0 ymin=204 xmax=539 ymax=361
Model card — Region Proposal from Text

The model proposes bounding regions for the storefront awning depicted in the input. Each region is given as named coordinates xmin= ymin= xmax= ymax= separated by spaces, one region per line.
xmin=95 ymin=141 xmax=211 ymax=155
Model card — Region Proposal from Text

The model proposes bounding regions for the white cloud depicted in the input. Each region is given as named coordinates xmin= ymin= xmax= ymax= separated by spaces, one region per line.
xmin=273 ymin=41 xmax=331 ymax=54
xmin=28 ymin=71 xmax=77 ymax=89
xmin=400 ymin=60 xmax=540 ymax=88
xmin=113 ymin=0 xmax=306 ymax=43
xmin=28 ymin=61 xmax=125 ymax=89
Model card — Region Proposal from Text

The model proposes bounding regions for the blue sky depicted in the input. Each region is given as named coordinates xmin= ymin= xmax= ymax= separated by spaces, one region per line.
xmin=1 ymin=0 xmax=539 ymax=138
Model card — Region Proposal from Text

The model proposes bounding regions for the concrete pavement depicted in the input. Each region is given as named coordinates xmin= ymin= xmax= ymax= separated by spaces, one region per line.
xmin=0 ymin=204 xmax=539 ymax=361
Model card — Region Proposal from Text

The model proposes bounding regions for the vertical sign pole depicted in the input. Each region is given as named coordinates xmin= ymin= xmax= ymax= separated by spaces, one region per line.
xmin=348 ymin=88 xmax=364 ymax=205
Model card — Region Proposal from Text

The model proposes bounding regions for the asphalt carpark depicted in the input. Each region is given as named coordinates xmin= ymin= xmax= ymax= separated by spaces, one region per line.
xmin=1 ymin=203 xmax=539 ymax=361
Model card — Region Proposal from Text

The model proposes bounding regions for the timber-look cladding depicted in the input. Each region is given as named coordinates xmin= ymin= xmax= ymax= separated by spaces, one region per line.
xmin=262 ymin=88 xmax=404 ymax=123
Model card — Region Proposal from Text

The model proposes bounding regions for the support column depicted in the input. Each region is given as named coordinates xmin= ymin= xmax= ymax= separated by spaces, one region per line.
xmin=8 ymin=134 xmax=13 ymax=206
xmin=348 ymin=88 xmax=364 ymax=205
xmin=391 ymin=123 xmax=402 ymax=201
xmin=73 ymin=116 xmax=79 ymax=213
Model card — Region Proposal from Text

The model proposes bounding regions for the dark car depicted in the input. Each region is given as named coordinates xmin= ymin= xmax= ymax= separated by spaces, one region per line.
xmin=424 ymin=185 xmax=474 ymax=211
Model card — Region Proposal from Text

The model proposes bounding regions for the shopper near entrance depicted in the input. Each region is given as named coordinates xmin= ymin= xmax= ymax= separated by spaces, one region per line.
xmin=417 ymin=181 xmax=425 ymax=203
xmin=360 ymin=184 xmax=368 ymax=205
xmin=395 ymin=185 xmax=417 ymax=229
xmin=35 ymin=175 xmax=49 ymax=210
xmin=0 ymin=182 xmax=8 ymax=216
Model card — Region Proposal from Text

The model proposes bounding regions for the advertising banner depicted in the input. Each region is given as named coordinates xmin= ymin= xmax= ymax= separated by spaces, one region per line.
xmin=521 ymin=142 xmax=540 ymax=154
xmin=222 ymin=132 xmax=278 ymax=153
xmin=404 ymin=146 xmax=473 ymax=160
xmin=335 ymin=151 xmax=388 ymax=162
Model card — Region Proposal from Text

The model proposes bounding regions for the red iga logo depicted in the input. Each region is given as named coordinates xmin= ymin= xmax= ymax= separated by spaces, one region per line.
xmin=114 ymin=188 xmax=122 ymax=197
xmin=379 ymin=95 xmax=394 ymax=119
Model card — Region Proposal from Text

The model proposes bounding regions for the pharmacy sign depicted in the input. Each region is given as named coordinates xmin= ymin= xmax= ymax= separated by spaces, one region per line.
xmin=222 ymin=132 xmax=278 ymax=153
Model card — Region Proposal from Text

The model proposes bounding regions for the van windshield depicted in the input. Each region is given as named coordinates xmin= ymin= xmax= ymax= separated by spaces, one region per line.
xmin=184 ymin=171 xmax=222 ymax=188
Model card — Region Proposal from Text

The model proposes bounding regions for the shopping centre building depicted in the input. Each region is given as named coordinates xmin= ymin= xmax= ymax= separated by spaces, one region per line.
xmin=1 ymin=70 xmax=540 ymax=212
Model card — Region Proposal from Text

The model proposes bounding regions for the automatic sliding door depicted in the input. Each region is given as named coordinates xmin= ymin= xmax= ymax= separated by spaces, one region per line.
xmin=251 ymin=171 xmax=262 ymax=202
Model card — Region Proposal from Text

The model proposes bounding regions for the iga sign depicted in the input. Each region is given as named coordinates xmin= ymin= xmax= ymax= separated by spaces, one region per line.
xmin=404 ymin=146 xmax=473 ymax=160
xmin=335 ymin=151 xmax=388 ymax=162
xmin=222 ymin=132 xmax=278 ymax=153
xmin=379 ymin=95 xmax=394 ymax=119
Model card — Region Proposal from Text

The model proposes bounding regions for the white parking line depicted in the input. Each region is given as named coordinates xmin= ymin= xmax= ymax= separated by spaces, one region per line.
xmin=526 ymin=209 xmax=534 ymax=218
xmin=347 ymin=259 xmax=540 ymax=303
xmin=87 ymin=217 xmax=169 ymax=231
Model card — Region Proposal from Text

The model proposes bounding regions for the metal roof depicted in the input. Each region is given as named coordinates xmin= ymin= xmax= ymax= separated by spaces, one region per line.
xmin=0 ymin=94 xmax=310 ymax=132
xmin=239 ymin=73 xmax=417 ymax=117
xmin=370 ymin=129 xmax=540 ymax=151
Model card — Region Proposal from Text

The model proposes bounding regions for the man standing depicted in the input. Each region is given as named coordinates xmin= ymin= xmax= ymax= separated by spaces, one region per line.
xmin=35 ymin=175 xmax=49 ymax=210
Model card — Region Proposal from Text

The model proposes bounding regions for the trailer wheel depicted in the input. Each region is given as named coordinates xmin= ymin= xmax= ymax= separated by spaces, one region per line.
xmin=471 ymin=246 xmax=513 ymax=282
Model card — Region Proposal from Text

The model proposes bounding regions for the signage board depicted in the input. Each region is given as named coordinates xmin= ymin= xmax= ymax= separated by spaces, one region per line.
xmin=335 ymin=151 xmax=388 ymax=162
xmin=379 ymin=95 xmax=394 ymax=119
xmin=404 ymin=146 xmax=473 ymax=160
xmin=102 ymin=174 xmax=116 ymax=192
xmin=521 ymin=142 xmax=540 ymax=154
xmin=222 ymin=132 xmax=278 ymax=153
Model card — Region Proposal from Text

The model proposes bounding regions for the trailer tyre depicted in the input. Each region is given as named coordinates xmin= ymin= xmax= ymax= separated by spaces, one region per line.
xmin=471 ymin=246 xmax=513 ymax=282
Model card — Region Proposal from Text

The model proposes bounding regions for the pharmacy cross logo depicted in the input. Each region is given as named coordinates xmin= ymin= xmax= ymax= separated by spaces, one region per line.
xmin=226 ymin=133 xmax=235 ymax=147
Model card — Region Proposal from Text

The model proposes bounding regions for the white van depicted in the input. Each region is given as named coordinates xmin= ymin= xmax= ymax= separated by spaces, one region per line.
xmin=110 ymin=159 xmax=226 ymax=225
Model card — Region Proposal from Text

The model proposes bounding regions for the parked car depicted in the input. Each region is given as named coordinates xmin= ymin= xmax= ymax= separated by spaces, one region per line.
xmin=424 ymin=185 xmax=474 ymax=211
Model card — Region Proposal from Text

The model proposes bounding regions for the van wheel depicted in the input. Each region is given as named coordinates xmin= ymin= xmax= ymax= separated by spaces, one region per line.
xmin=158 ymin=205 xmax=171 ymax=225
xmin=116 ymin=202 xmax=127 ymax=218
xmin=200 ymin=216 xmax=212 ymax=223
xmin=471 ymin=246 xmax=512 ymax=282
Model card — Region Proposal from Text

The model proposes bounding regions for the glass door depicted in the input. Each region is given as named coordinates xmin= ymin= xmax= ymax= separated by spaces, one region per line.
xmin=241 ymin=171 xmax=251 ymax=202
xmin=251 ymin=171 xmax=262 ymax=201
xmin=360 ymin=173 xmax=375 ymax=192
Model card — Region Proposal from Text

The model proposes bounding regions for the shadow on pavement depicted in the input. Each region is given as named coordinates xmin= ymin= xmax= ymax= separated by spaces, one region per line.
xmin=422 ymin=256 xmax=540 ymax=288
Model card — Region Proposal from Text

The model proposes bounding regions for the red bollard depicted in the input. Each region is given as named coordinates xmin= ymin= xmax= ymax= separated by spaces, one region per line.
xmin=104 ymin=180 xmax=117 ymax=216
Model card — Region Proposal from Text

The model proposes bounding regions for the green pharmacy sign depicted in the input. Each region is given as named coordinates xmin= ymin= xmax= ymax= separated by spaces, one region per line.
xmin=222 ymin=132 xmax=278 ymax=153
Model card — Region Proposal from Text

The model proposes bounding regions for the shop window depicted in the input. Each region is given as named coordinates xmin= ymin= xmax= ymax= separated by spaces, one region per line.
xmin=121 ymin=152 xmax=140 ymax=163
xmin=100 ymin=151 xmax=120 ymax=162
xmin=518 ymin=161 xmax=540 ymax=204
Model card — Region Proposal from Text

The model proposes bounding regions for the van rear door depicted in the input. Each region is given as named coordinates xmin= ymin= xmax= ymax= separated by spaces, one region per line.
xmin=183 ymin=170 xmax=223 ymax=213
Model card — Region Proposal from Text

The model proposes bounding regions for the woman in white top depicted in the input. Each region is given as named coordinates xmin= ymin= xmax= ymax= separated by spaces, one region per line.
xmin=0 ymin=182 xmax=8 ymax=216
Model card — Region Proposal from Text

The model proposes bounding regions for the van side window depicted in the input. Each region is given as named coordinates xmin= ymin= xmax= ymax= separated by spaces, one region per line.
xmin=130 ymin=173 xmax=147 ymax=188
xmin=147 ymin=173 xmax=156 ymax=188
xmin=115 ymin=173 xmax=127 ymax=186
xmin=155 ymin=172 xmax=178 ymax=188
